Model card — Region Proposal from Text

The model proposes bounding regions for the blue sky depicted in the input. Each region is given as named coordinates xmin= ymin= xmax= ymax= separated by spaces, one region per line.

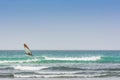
xmin=0 ymin=0 xmax=120 ymax=50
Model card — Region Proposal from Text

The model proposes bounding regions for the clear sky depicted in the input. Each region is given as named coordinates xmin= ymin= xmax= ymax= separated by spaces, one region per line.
xmin=0 ymin=0 xmax=120 ymax=50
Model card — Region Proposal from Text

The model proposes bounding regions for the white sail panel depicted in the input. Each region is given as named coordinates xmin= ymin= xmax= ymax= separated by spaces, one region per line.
xmin=24 ymin=43 xmax=32 ymax=56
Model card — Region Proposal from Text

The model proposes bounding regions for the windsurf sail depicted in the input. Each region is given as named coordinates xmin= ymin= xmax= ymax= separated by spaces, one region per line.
xmin=24 ymin=43 xmax=32 ymax=56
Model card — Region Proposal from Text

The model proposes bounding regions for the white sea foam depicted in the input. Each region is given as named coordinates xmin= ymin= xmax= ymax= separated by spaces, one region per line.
xmin=36 ymin=71 xmax=77 ymax=75
xmin=12 ymin=65 xmax=48 ymax=71
xmin=0 ymin=58 xmax=39 ymax=64
xmin=14 ymin=74 xmax=104 ymax=78
xmin=44 ymin=56 xmax=101 ymax=61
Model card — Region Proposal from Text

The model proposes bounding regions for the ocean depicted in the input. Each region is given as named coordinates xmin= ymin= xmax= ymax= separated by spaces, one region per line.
xmin=0 ymin=50 xmax=120 ymax=79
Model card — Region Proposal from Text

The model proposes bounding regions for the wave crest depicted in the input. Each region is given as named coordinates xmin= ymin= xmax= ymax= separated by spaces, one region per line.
xmin=0 ymin=58 xmax=39 ymax=64
xmin=12 ymin=65 xmax=48 ymax=71
xmin=44 ymin=56 xmax=101 ymax=61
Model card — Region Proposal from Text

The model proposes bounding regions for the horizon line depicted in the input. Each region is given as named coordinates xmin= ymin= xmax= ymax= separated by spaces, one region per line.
xmin=0 ymin=49 xmax=120 ymax=51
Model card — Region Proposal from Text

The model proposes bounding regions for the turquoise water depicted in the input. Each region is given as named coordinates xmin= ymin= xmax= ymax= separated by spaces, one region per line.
xmin=0 ymin=50 xmax=120 ymax=78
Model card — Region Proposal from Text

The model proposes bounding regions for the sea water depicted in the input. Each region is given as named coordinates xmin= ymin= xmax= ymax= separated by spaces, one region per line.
xmin=0 ymin=50 xmax=120 ymax=78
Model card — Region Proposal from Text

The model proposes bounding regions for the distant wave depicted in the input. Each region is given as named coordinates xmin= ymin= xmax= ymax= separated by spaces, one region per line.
xmin=0 ymin=56 xmax=102 ymax=64
xmin=1 ymin=56 xmax=120 ymax=64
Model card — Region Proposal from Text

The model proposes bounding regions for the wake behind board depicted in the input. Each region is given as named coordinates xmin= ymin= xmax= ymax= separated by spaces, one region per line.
xmin=24 ymin=43 xmax=32 ymax=56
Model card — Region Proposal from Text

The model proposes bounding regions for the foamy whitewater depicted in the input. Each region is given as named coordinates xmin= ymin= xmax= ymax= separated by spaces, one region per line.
xmin=0 ymin=50 xmax=120 ymax=78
